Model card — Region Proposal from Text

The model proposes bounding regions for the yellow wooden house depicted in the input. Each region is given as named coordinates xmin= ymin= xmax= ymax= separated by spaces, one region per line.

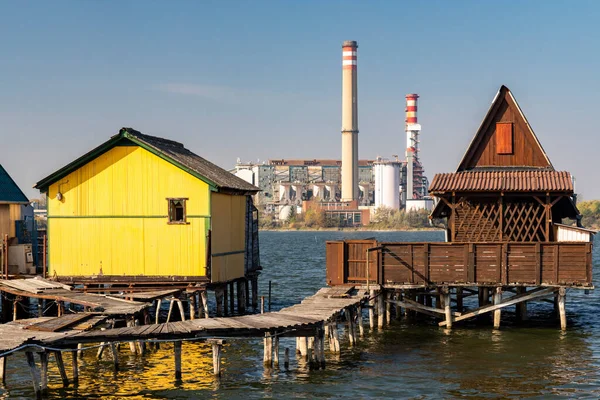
xmin=34 ymin=128 xmax=260 ymax=286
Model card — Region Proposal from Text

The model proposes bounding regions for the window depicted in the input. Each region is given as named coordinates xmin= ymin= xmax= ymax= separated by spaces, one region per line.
xmin=496 ymin=122 xmax=513 ymax=154
xmin=167 ymin=198 xmax=188 ymax=224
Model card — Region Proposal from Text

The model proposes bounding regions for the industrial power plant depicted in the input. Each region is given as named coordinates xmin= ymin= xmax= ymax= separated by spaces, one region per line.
xmin=234 ymin=40 xmax=433 ymax=225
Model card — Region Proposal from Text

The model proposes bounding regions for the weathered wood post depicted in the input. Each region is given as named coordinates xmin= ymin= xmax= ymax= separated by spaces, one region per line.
xmin=369 ymin=289 xmax=376 ymax=329
xmin=39 ymin=351 xmax=49 ymax=394
xmin=516 ymin=287 xmax=528 ymax=321
xmin=71 ymin=349 xmax=79 ymax=385
xmin=443 ymin=287 xmax=452 ymax=329
xmin=346 ymin=308 xmax=356 ymax=345
xmin=394 ymin=291 xmax=402 ymax=321
xmin=356 ymin=306 xmax=365 ymax=336
xmin=134 ymin=319 xmax=145 ymax=355
xmin=109 ymin=342 xmax=119 ymax=372
xmin=127 ymin=318 xmax=138 ymax=354
xmin=155 ymin=299 xmax=162 ymax=324
xmin=558 ymin=287 xmax=567 ymax=330
xmin=25 ymin=351 xmax=42 ymax=399
xmin=263 ymin=333 xmax=273 ymax=367
xmin=378 ymin=290 xmax=385 ymax=328
xmin=176 ymin=299 xmax=186 ymax=321
xmin=228 ymin=282 xmax=234 ymax=315
xmin=251 ymin=276 xmax=258 ymax=311
xmin=297 ymin=336 xmax=308 ymax=358
xmin=53 ymin=351 xmax=69 ymax=387
xmin=189 ymin=293 xmax=196 ymax=320
xmin=237 ymin=280 xmax=246 ymax=314
xmin=284 ymin=348 xmax=290 ymax=369
xmin=456 ymin=287 xmax=464 ymax=311
xmin=493 ymin=287 xmax=502 ymax=329
xmin=200 ymin=290 xmax=209 ymax=318
xmin=331 ymin=321 xmax=341 ymax=353
xmin=245 ymin=279 xmax=251 ymax=308
xmin=273 ymin=333 xmax=280 ymax=367
xmin=0 ymin=356 xmax=6 ymax=386
xmin=215 ymin=286 xmax=225 ymax=317
xmin=207 ymin=339 xmax=224 ymax=376
xmin=174 ymin=341 xmax=182 ymax=382
xmin=385 ymin=291 xmax=392 ymax=323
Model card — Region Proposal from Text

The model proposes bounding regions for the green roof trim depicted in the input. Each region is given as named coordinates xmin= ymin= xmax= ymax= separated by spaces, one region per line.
xmin=34 ymin=128 xmax=259 ymax=194
xmin=0 ymin=165 xmax=29 ymax=204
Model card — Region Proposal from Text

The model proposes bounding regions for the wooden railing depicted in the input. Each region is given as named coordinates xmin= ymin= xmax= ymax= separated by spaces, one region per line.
xmin=326 ymin=240 xmax=593 ymax=287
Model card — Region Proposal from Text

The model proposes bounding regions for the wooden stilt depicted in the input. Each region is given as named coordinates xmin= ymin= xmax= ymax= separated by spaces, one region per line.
xmin=39 ymin=352 xmax=48 ymax=394
xmin=284 ymin=348 xmax=290 ymax=369
xmin=237 ymin=280 xmax=246 ymax=314
xmin=228 ymin=282 xmax=234 ymax=315
xmin=77 ymin=343 xmax=84 ymax=359
xmin=273 ymin=334 xmax=280 ymax=367
xmin=297 ymin=336 xmax=308 ymax=358
xmin=166 ymin=299 xmax=175 ymax=322
xmin=71 ymin=350 xmax=79 ymax=385
xmin=378 ymin=290 xmax=385 ymax=328
xmin=369 ymin=289 xmax=376 ymax=329
xmin=493 ymin=287 xmax=502 ymax=329
xmin=97 ymin=343 xmax=106 ymax=359
xmin=385 ymin=291 xmax=392 ymax=323
xmin=456 ymin=287 xmax=464 ymax=312
xmin=126 ymin=319 xmax=137 ymax=354
xmin=425 ymin=291 xmax=432 ymax=308
xmin=215 ymin=287 xmax=224 ymax=317
xmin=155 ymin=299 xmax=162 ymax=324
xmin=346 ymin=308 xmax=355 ymax=345
xmin=135 ymin=319 xmax=145 ymax=355
xmin=37 ymin=299 xmax=43 ymax=318
xmin=53 ymin=351 xmax=69 ymax=387
xmin=207 ymin=339 xmax=224 ymax=376
xmin=189 ymin=294 xmax=196 ymax=320
xmin=395 ymin=292 xmax=402 ymax=320
xmin=558 ymin=287 xmax=567 ymax=331
xmin=26 ymin=352 xmax=42 ymax=399
xmin=443 ymin=287 xmax=452 ymax=329
xmin=224 ymin=284 xmax=229 ymax=316
xmin=324 ymin=323 xmax=330 ymax=348
xmin=251 ymin=277 xmax=258 ymax=311
xmin=263 ymin=333 xmax=273 ymax=367
xmin=331 ymin=322 xmax=341 ymax=353
xmin=176 ymin=299 xmax=186 ymax=321
xmin=317 ymin=328 xmax=326 ymax=369
xmin=0 ymin=356 xmax=6 ymax=386
xmin=110 ymin=342 xmax=119 ymax=372
xmin=174 ymin=341 xmax=182 ymax=382
xmin=245 ymin=279 xmax=250 ymax=307
xmin=357 ymin=306 xmax=364 ymax=336
xmin=482 ymin=287 xmax=490 ymax=306
xmin=200 ymin=291 xmax=209 ymax=318
xmin=12 ymin=298 xmax=18 ymax=321
xmin=516 ymin=287 xmax=528 ymax=321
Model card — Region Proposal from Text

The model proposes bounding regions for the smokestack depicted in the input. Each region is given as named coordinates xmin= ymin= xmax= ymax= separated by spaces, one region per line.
xmin=405 ymin=94 xmax=420 ymax=201
xmin=341 ymin=40 xmax=359 ymax=202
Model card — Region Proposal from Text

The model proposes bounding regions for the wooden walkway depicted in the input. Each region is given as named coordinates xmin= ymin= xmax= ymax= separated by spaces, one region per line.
xmin=0 ymin=286 xmax=366 ymax=354
xmin=0 ymin=278 xmax=149 ymax=316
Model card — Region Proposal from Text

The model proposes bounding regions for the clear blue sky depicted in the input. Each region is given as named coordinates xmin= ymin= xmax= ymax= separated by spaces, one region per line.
xmin=1 ymin=1 xmax=599 ymax=199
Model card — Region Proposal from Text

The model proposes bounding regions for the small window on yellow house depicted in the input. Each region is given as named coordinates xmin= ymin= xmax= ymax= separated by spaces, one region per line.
xmin=167 ymin=198 xmax=188 ymax=224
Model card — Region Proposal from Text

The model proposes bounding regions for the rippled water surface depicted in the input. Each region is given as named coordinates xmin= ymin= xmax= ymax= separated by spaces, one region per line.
xmin=1 ymin=231 xmax=599 ymax=399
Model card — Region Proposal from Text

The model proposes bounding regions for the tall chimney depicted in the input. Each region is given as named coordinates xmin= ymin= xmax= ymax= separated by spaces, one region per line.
xmin=405 ymin=94 xmax=420 ymax=201
xmin=341 ymin=40 xmax=359 ymax=202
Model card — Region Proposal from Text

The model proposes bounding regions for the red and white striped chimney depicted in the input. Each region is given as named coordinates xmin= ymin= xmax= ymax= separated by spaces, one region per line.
xmin=341 ymin=40 xmax=359 ymax=202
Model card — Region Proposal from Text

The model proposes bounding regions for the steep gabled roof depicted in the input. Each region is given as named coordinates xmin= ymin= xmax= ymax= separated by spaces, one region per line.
xmin=0 ymin=165 xmax=29 ymax=204
xmin=457 ymin=85 xmax=553 ymax=171
xmin=35 ymin=128 xmax=259 ymax=194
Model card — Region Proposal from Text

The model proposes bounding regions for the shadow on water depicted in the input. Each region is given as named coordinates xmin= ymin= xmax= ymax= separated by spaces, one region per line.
xmin=1 ymin=231 xmax=599 ymax=399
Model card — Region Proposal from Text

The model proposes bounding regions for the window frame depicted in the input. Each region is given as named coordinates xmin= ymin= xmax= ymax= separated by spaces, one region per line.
xmin=167 ymin=197 xmax=189 ymax=225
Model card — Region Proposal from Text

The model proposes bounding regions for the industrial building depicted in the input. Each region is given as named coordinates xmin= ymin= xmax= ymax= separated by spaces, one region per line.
xmin=233 ymin=41 xmax=433 ymax=224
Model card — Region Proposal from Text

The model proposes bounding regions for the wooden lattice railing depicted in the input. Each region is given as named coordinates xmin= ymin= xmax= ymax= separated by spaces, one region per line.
xmin=326 ymin=240 xmax=593 ymax=288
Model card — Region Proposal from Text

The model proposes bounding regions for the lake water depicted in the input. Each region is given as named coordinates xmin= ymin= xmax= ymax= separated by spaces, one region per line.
xmin=1 ymin=230 xmax=599 ymax=399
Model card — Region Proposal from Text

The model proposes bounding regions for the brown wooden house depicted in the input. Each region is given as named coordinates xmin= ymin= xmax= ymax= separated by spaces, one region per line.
xmin=326 ymin=86 xmax=593 ymax=329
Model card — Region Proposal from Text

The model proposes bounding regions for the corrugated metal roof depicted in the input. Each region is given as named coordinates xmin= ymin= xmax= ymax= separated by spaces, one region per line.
xmin=429 ymin=170 xmax=573 ymax=193
xmin=0 ymin=165 xmax=29 ymax=204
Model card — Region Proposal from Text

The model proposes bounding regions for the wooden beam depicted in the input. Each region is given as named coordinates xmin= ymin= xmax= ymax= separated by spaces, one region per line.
xmin=387 ymin=298 xmax=462 ymax=318
xmin=439 ymin=287 xmax=556 ymax=327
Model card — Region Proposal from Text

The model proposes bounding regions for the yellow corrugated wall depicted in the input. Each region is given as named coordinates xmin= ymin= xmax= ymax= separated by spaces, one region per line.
xmin=210 ymin=192 xmax=246 ymax=282
xmin=47 ymin=145 xmax=210 ymax=277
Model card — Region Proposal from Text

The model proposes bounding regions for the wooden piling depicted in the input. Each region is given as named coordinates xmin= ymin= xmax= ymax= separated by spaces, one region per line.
xmin=189 ymin=294 xmax=196 ymax=320
xmin=176 ymin=299 xmax=186 ymax=321
xmin=273 ymin=334 xmax=280 ymax=367
xmin=237 ymin=280 xmax=246 ymax=314
xmin=456 ymin=287 xmax=463 ymax=311
xmin=356 ymin=306 xmax=364 ymax=337
xmin=77 ymin=343 xmax=84 ymax=359
xmin=0 ymin=356 xmax=6 ymax=386
xmin=346 ymin=308 xmax=355 ymax=346
xmin=558 ymin=287 xmax=567 ymax=330
xmin=224 ymin=283 xmax=229 ymax=316
xmin=394 ymin=291 xmax=402 ymax=320
xmin=297 ymin=336 xmax=308 ymax=358
xmin=135 ymin=319 xmax=145 ymax=355
xmin=200 ymin=290 xmax=209 ymax=318
xmin=207 ymin=339 xmax=224 ymax=376
xmin=331 ymin=322 xmax=341 ymax=353
xmin=263 ymin=333 xmax=273 ymax=367
xmin=378 ymin=290 xmax=385 ymax=328
xmin=516 ymin=287 xmax=528 ymax=321
xmin=215 ymin=286 xmax=224 ymax=317
xmin=369 ymin=289 xmax=376 ymax=329
xmin=229 ymin=282 xmax=235 ymax=314
xmin=493 ymin=287 xmax=502 ymax=329
xmin=155 ymin=299 xmax=162 ymax=324
xmin=25 ymin=351 xmax=42 ymax=399
xmin=443 ymin=287 xmax=452 ymax=329
xmin=71 ymin=350 xmax=79 ymax=384
xmin=109 ymin=342 xmax=119 ymax=372
xmin=284 ymin=348 xmax=290 ymax=369
xmin=54 ymin=351 xmax=69 ymax=387
xmin=39 ymin=352 xmax=48 ymax=394
xmin=174 ymin=341 xmax=182 ymax=382
xmin=386 ymin=291 xmax=392 ymax=323
xmin=251 ymin=277 xmax=258 ymax=311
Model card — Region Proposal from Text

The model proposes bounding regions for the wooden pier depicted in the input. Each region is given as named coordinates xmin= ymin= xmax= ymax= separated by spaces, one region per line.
xmin=0 ymin=286 xmax=376 ymax=398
